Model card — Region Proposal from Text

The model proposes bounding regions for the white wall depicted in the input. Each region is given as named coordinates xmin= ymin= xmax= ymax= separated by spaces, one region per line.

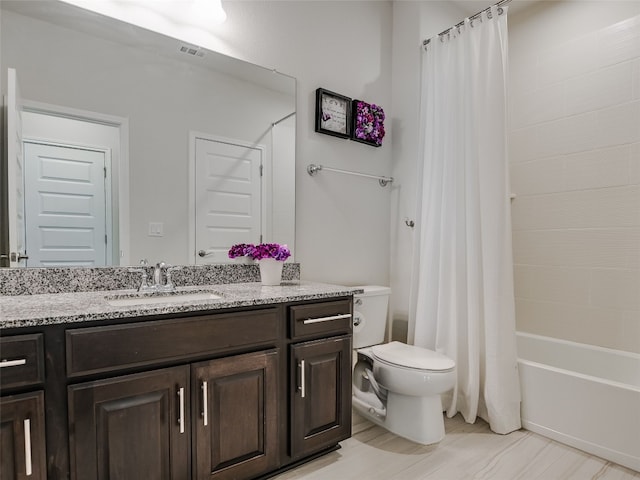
xmin=509 ymin=1 xmax=640 ymax=353
xmin=219 ymin=1 xmax=394 ymax=285
xmin=51 ymin=0 xmax=394 ymax=285
xmin=1 ymin=8 xmax=295 ymax=265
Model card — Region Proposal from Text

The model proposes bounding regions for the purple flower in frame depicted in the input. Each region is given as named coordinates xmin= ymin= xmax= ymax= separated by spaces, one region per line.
xmin=353 ymin=100 xmax=385 ymax=146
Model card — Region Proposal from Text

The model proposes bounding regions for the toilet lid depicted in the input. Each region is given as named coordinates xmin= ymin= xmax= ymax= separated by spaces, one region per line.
xmin=371 ymin=342 xmax=455 ymax=371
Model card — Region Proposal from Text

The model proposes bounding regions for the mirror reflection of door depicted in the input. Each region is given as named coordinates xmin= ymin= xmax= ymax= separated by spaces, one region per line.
xmin=193 ymin=135 xmax=267 ymax=264
xmin=20 ymin=108 xmax=126 ymax=266
xmin=24 ymin=142 xmax=110 ymax=267
xmin=5 ymin=67 xmax=27 ymax=267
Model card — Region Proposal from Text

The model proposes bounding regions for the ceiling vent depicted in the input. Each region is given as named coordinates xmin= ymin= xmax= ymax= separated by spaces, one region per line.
xmin=178 ymin=44 xmax=205 ymax=58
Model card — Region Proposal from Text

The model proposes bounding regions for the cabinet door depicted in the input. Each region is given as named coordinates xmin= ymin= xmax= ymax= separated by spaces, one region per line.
xmin=291 ymin=335 xmax=352 ymax=459
xmin=68 ymin=365 xmax=190 ymax=480
xmin=0 ymin=391 xmax=47 ymax=480
xmin=192 ymin=349 xmax=278 ymax=480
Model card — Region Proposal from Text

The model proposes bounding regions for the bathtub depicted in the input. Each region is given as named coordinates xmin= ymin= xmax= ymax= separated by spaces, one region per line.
xmin=516 ymin=332 xmax=640 ymax=472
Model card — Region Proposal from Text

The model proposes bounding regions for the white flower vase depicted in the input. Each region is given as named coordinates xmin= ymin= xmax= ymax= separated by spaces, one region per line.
xmin=233 ymin=256 xmax=254 ymax=265
xmin=258 ymin=258 xmax=284 ymax=286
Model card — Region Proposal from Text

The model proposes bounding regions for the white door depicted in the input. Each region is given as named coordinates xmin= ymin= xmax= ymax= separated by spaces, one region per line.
xmin=23 ymin=142 xmax=108 ymax=266
xmin=194 ymin=137 xmax=263 ymax=264
xmin=6 ymin=68 xmax=27 ymax=267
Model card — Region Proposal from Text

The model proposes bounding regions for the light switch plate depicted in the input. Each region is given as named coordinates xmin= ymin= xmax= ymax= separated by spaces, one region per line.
xmin=148 ymin=222 xmax=164 ymax=237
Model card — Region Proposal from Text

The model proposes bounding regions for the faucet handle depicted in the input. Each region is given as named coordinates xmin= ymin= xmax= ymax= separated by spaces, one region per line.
xmin=128 ymin=266 xmax=151 ymax=292
xmin=164 ymin=265 xmax=180 ymax=290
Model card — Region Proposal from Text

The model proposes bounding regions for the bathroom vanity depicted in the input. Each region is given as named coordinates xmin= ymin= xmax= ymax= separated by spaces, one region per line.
xmin=0 ymin=281 xmax=356 ymax=480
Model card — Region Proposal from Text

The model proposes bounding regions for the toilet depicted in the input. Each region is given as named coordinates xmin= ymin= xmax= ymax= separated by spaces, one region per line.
xmin=352 ymin=286 xmax=456 ymax=445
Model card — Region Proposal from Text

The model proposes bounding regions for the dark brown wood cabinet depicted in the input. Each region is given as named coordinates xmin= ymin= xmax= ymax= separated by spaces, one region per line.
xmin=0 ymin=391 xmax=47 ymax=480
xmin=290 ymin=335 xmax=352 ymax=459
xmin=1 ymin=296 xmax=353 ymax=479
xmin=68 ymin=365 xmax=191 ymax=480
xmin=1 ymin=333 xmax=48 ymax=480
xmin=68 ymin=350 xmax=280 ymax=480
xmin=192 ymin=350 xmax=278 ymax=480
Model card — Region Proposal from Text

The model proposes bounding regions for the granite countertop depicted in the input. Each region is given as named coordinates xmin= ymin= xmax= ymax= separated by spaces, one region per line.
xmin=0 ymin=281 xmax=363 ymax=329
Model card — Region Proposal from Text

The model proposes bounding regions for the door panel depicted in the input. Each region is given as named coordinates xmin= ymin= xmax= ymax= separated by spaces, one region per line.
xmin=192 ymin=349 xmax=278 ymax=480
xmin=194 ymin=137 xmax=263 ymax=264
xmin=24 ymin=142 xmax=107 ymax=266
xmin=0 ymin=391 xmax=47 ymax=480
xmin=291 ymin=336 xmax=352 ymax=459
xmin=68 ymin=365 xmax=190 ymax=480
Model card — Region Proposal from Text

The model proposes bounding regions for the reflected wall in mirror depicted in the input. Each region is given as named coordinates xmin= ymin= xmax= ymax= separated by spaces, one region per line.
xmin=0 ymin=0 xmax=296 ymax=268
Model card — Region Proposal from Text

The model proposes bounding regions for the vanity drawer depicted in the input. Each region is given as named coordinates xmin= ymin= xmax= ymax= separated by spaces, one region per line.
xmin=289 ymin=299 xmax=352 ymax=340
xmin=0 ymin=333 xmax=45 ymax=391
xmin=66 ymin=308 xmax=280 ymax=378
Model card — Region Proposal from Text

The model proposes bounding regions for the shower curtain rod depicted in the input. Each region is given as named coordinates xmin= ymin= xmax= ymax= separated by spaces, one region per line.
xmin=422 ymin=0 xmax=511 ymax=47
xmin=272 ymin=111 xmax=295 ymax=127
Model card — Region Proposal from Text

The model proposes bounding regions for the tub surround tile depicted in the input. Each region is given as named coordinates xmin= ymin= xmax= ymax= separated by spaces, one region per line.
xmin=0 ymin=263 xmax=300 ymax=296
xmin=0 ymin=281 xmax=362 ymax=329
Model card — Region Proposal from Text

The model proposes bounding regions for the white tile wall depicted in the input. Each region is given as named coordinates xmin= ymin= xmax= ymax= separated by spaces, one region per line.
xmin=564 ymin=145 xmax=632 ymax=190
xmin=564 ymin=63 xmax=634 ymax=116
xmin=512 ymin=228 xmax=640 ymax=269
xmin=509 ymin=6 xmax=640 ymax=353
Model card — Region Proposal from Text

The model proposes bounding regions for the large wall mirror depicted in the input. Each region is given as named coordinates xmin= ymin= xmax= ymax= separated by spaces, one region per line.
xmin=0 ymin=0 xmax=296 ymax=268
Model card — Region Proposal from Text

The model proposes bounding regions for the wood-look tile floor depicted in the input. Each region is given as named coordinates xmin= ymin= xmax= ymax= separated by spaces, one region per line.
xmin=274 ymin=412 xmax=640 ymax=480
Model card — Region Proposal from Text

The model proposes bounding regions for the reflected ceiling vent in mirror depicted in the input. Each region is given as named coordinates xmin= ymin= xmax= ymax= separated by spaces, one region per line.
xmin=179 ymin=44 xmax=205 ymax=57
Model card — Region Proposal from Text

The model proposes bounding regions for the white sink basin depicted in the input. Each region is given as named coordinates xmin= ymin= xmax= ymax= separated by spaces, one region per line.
xmin=106 ymin=291 xmax=223 ymax=307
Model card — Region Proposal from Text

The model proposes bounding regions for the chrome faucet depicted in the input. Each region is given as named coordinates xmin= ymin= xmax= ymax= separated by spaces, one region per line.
xmin=130 ymin=259 xmax=177 ymax=293
xmin=154 ymin=262 xmax=166 ymax=287
xmin=153 ymin=262 xmax=177 ymax=292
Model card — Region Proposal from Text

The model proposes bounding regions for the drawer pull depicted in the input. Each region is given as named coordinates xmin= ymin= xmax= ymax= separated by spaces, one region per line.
xmin=0 ymin=358 xmax=27 ymax=368
xmin=299 ymin=360 xmax=306 ymax=398
xmin=178 ymin=387 xmax=185 ymax=434
xmin=302 ymin=313 xmax=351 ymax=325
xmin=24 ymin=418 xmax=32 ymax=476
xmin=202 ymin=381 xmax=208 ymax=427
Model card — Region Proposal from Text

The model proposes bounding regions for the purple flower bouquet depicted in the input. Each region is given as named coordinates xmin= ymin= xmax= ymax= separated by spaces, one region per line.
xmin=352 ymin=100 xmax=385 ymax=147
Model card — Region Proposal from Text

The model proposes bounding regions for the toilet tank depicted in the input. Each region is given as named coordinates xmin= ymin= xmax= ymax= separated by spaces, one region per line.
xmin=353 ymin=285 xmax=391 ymax=349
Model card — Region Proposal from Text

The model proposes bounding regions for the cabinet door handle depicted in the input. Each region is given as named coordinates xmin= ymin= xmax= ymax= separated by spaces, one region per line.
xmin=302 ymin=313 xmax=351 ymax=325
xmin=0 ymin=358 xmax=27 ymax=368
xmin=299 ymin=360 xmax=306 ymax=398
xmin=201 ymin=381 xmax=208 ymax=427
xmin=177 ymin=387 xmax=185 ymax=434
xmin=24 ymin=418 xmax=32 ymax=476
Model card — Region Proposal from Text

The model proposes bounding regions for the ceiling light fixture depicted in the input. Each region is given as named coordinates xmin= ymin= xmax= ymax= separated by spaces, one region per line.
xmin=191 ymin=0 xmax=227 ymax=25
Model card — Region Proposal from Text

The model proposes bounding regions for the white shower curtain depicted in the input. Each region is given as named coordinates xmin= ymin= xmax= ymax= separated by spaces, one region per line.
xmin=409 ymin=6 xmax=521 ymax=435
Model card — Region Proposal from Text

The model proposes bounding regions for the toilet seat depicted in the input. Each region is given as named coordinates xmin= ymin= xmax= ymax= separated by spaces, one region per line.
xmin=371 ymin=341 xmax=455 ymax=372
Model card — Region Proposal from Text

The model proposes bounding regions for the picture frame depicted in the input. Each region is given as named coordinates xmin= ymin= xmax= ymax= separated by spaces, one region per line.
xmin=351 ymin=99 xmax=386 ymax=147
xmin=315 ymin=88 xmax=352 ymax=139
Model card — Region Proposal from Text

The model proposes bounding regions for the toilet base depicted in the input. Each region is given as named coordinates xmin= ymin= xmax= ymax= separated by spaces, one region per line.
xmin=352 ymin=391 xmax=446 ymax=445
